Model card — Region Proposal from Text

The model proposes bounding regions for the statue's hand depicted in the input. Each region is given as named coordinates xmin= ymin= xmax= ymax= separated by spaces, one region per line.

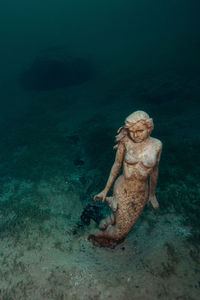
xmin=94 ymin=190 xmax=107 ymax=202
xmin=148 ymin=195 xmax=159 ymax=210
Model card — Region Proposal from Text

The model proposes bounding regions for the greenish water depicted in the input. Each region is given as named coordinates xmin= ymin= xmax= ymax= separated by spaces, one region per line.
xmin=0 ymin=1 xmax=200 ymax=299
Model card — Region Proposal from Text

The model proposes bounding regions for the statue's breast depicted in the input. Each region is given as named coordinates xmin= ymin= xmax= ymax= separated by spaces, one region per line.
xmin=124 ymin=143 xmax=157 ymax=169
xmin=139 ymin=148 xmax=157 ymax=168
xmin=124 ymin=149 xmax=138 ymax=164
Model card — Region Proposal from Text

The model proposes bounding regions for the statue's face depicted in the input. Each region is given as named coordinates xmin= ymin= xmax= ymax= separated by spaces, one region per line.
xmin=128 ymin=122 xmax=150 ymax=143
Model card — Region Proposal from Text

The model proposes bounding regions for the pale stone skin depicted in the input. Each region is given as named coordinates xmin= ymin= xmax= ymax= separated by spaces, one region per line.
xmin=88 ymin=111 xmax=162 ymax=247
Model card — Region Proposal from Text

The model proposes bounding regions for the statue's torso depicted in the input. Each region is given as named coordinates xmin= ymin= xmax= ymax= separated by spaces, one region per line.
xmin=123 ymin=137 xmax=161 ymax=181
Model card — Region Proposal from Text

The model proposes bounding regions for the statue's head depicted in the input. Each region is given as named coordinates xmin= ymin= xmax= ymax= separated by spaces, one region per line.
xmin=124 ymin=111 xmax=154 ymax=143
xmin=115 ymin=111 xmax=154 ymax=146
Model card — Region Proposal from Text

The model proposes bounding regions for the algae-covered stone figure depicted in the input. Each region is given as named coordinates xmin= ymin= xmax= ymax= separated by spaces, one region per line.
xmin=88 ymin=111 xmax=162 ymax=247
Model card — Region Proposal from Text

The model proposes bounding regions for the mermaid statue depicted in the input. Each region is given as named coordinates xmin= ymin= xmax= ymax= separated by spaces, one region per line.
xmin=88 ymin=110 xmax=162 ymax=247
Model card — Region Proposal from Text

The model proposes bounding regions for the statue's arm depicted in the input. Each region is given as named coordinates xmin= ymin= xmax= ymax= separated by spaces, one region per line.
xmin=149 ymin=143 xmax=162 ymax=209
xmin=94 ymin=142 xmax=125 ymax=201
xmin=104 ymin=143 xmax=125 ymax=194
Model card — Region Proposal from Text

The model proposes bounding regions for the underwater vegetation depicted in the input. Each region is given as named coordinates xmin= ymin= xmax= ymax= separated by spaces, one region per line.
xmin=80 ymin=204 xmax=104 ymax=226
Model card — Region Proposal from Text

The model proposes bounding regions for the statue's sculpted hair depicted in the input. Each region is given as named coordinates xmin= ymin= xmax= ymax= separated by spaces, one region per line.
xmin=124 ymin=110 xmax=153 ymax=129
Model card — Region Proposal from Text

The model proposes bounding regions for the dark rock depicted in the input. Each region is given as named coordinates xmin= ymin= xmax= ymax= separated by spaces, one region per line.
xmin=20 ymin=58 xmax=94 ymax=91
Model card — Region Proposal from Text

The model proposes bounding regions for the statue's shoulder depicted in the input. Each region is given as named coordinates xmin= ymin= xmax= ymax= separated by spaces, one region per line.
xmin=150 ymin=137 xmax=162 ymax=151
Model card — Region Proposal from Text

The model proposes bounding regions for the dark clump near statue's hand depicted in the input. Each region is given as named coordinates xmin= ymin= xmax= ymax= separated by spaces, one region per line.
xmin=80 ymin=204 xmax=104 ymax=226
xmin=73 ymin=204 xmax=104 ymax=236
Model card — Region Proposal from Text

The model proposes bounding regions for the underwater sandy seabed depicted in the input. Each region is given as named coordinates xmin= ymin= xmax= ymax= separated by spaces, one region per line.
xmin=0 ymin=68 xmax=200 ymax=300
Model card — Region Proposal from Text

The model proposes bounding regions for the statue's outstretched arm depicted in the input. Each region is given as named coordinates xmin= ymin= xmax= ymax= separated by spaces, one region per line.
xmin=94 ymin=143 xmax=125 ymax=201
